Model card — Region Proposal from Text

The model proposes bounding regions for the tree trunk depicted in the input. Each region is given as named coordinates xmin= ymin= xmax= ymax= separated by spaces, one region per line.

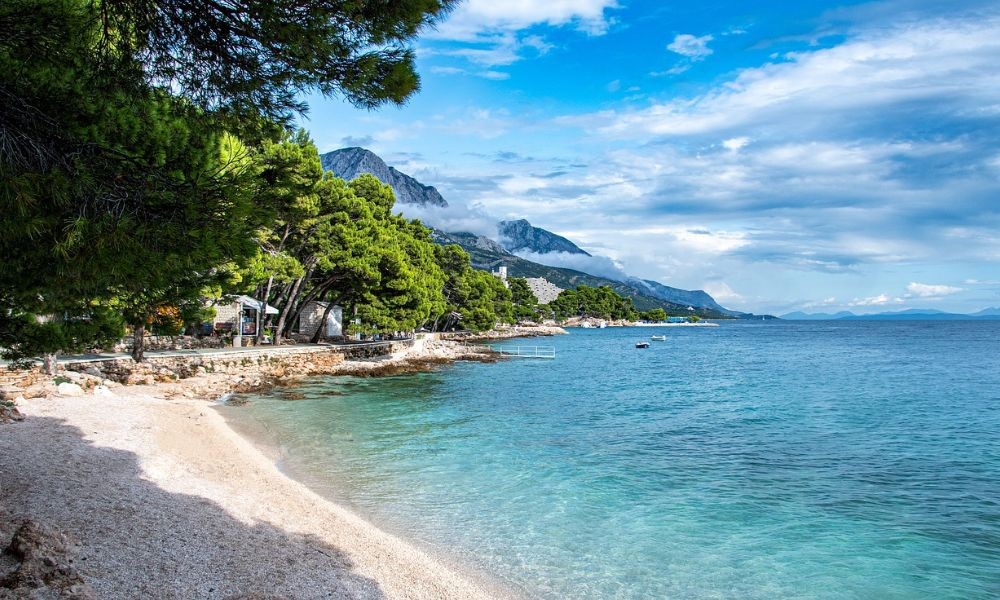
xmin=255 ymin=274 xmax=275 ymax=345
xmin=273 ymin=276 xmax=304 ymax=346
xmin=309 ymin=297 xmax=339 ymax=344
xmin=273 ymin=261 xmax=317 ymax=345
xmin=131 ymin=323 xmax=146 ymax=362
xmin=42 ymin=352 xmax=58 ymax=376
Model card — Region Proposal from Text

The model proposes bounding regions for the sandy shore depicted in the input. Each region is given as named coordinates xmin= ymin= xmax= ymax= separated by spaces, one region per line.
xmin=0 ymin=341 xmax=522 ymax=599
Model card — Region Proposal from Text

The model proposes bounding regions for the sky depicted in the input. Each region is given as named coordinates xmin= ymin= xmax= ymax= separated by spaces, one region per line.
xmin=297 ymin=0 xmax=1000 ymax=315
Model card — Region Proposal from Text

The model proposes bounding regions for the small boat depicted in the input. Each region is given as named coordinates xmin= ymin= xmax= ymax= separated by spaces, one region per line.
xmin=598 ymin=321 xmax=607 ymax=329
xmin=580 ymin=322 xmax=592 ymax=328
xmin=635 ymin=342 xmax=650 ymax=348
xmin=650 ymin=335 xmax=667 ymax=341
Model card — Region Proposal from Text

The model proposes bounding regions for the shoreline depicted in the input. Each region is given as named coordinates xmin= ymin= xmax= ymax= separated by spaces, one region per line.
xmin=0 ymin=334 xmax=553 ymax=598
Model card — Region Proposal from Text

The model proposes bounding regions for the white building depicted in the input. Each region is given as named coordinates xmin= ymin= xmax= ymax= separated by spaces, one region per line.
xmin=525 ymin=277 xmax=564 ymax=305
xmin=295 ymin=301 xmax=344 ymax=339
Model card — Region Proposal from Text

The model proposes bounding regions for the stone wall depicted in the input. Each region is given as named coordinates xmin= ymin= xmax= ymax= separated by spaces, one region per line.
xmin=63 ymin=343 xmax=402 ymax=387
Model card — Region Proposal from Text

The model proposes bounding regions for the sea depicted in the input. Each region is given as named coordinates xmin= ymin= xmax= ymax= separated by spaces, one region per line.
xmin=224 ymin=321 xmax=1000 ymax=599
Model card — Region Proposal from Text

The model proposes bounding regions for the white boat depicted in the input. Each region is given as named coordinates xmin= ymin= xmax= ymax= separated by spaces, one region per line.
xmin=650 ymin=335 xmax=667 ymax=341
xmin=635 ymin=342 xmax=650 ymax=348
xmin=598 ymin=321 xmax=607 ymax=329
xmin=580 ymin=322 xmax=592 ymax=328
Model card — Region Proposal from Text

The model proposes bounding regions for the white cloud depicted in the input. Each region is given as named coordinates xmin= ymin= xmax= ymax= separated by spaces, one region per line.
xmin=591 ymin=17 xmax=1000 ymax=138
xmin=667 ymin=34 xmax=714 ymax=59
xmin=478 ymin=70 xmax=511 ymax=80
xmin=703 ymin=281 xmax=742 ymax=302
xmin=432 ymin=0 xmax=619 ymax=41
xmin=906 ymin=282 xmax=963 ymax=297
xmin=722 ymin=137 xmax=751 ymax=151
xmin=425 ymin=0 xmax=617 ymax=68
xmin=848 ymin=293 xmax=904 ymax=307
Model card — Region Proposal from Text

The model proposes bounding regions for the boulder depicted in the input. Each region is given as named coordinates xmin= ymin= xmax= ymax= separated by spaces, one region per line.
xmin=55 ymin=382 xmax=84 ymax=397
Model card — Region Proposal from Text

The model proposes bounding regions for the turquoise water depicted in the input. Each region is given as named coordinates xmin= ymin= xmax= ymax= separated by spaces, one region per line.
xmin=230 ymin=322 xmax=1000 ymax=598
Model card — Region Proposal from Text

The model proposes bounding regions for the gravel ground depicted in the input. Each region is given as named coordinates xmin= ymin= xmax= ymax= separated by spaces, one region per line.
xmin=0 ymin=384 xmax=515 ymax=599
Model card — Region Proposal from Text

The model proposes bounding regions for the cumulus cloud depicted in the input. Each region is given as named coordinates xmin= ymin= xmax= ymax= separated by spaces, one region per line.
xmin=722 ymin=137 xmax=750 ymax=151
xmin=667 ymin=34 xmax=714 ymax=59
xmin=431 ymin=0 xmax=618 ymax=40
xmin=703 ymin=281 xmax=742 ymax=302
xmin=906 ymin=282 xmax=963 ymax=297
xmin=396 ymin=201 xmax=499 ymax=240
xmin=848 ymin=293 xmax=904 ymax=307
xmin=424 ymin=0 xmax=618 ymax=69
xmin=589 ymin=17 xmax=1000 ymax=138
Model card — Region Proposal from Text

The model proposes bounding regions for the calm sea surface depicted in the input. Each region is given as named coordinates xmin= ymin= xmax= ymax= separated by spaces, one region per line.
xmin=226 ymin=321 xmax=1000 ymax=598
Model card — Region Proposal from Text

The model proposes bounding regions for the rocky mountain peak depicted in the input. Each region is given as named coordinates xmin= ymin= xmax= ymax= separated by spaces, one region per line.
xmin=320 ymin=147 xmax=448 ymax=207
xmin=498 ymin=219 xmax=590 ymax=256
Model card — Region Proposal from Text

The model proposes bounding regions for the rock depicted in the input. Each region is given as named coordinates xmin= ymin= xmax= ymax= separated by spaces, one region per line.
xmin=92 ymin=386 xmax=115 ymax=398
xmin=0 ymin=520 xmax=95 ymax=598
xmin=55 ymin=382 xmax=84 ymax=397
xmin=0 ymin=403 xmax=24 ymax=423
xmin=0 ymin=387 xmax=23 ymax=402
xmin=21 ymin=384 xmax=56 ymax=399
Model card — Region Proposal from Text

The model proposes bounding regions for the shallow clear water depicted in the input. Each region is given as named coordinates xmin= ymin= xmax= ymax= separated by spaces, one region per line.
xmin=229 ymin=322 xmax=1000 ymax=598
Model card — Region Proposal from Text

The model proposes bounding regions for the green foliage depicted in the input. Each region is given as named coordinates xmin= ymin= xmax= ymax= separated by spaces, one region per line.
xmin=90 ymin=0 xmax=460 ymax=127
xmin=1 ymin=0 xmax=456 ymax=360
xmin=642 ymin=308 xmax=667 ymax=322
xmin=427 ymin=245 xmax=515 ymax=331
xmin=548 ymin=285 xmax=639 ymax=322
xmin=508 ymin=277 xmax=539 ymax=322
xmin=0 ymin=306 xmax=125 ymax=367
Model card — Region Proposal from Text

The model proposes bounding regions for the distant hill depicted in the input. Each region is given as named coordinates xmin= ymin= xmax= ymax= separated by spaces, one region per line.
xmin=432 ymin=230 xmax=742 ymax=319
xmin=782 ymin=308 xmax=1000 ymax=320
xmin=781 ymin=311 xmax=857 ymax=320
xmin=628 ymin=278 xmax=731 ymax=314
xmin=321 ymin=147 xmax=448 ymax=207
xmin=498 ymin=219 xmax=590 ymax=256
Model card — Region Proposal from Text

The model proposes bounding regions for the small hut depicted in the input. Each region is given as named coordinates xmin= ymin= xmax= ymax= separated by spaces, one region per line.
xmin=295 ymin=301 xmax=343 ymax=340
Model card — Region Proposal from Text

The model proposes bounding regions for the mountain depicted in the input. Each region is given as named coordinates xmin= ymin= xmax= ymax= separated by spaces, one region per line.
xmin=629 ymin=278 xmax=731 ymax=314
xmin=781 ymin=311 xmax=857 ymax=320
xmin=971 ymin=307 xmax=1000 ymax=316
xmin=433 ymin=229 xmax=744 ymax=319
xmin=498 ymin=219 xmax=590 ymax=256
xmin=497 ymin=219 xmax=739 ymax=313
xmin=321 ymin=147 xmax=448 ymax=207
xmin=841 ymin=309 xmax=999 ymax=320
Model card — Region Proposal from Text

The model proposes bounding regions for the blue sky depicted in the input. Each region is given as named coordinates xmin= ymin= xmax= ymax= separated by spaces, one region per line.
xmin=298 ymin=0 xmax=1000 ymax=315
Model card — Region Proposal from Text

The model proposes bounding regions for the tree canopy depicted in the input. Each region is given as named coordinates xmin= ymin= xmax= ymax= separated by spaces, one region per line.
xmin=1 ymin=0 xmax=459 ymax=364
xmin=548 ymin=286 xmax=639 ymax=322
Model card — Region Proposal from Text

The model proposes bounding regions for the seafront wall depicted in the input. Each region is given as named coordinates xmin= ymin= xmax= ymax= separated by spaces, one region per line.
xmin=62 ymin=343 xmax=404 ymax=387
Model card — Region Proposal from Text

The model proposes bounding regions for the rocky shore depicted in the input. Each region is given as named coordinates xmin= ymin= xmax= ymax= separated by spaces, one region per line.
xmin=0 ymin=335 xmax=536 ymax=599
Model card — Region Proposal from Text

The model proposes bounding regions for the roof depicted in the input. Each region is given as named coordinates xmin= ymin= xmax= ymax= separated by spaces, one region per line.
xmin=235 ymin=295 xmax=279 ymax=315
